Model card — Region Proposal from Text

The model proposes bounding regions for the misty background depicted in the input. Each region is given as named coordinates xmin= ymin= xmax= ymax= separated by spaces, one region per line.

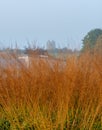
xmin=0 ymin=0 xmax=102 ymax=49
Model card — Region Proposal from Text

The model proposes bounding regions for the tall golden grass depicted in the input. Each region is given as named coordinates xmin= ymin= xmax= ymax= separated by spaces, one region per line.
xmin=0 ymin=50 xmax=102 ymax=130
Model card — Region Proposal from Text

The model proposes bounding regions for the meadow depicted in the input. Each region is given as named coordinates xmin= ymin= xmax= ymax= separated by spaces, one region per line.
xmin=0 ymin=50 xmax=102 ymax=130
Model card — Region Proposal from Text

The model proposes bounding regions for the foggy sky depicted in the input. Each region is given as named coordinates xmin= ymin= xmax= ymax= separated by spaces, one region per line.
xmin=0 ymin=0 xmax=102 ymax=49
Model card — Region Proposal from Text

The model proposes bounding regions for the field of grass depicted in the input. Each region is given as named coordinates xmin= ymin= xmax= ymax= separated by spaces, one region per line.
xmin=0 ymin=51 xmax=102 ymax=130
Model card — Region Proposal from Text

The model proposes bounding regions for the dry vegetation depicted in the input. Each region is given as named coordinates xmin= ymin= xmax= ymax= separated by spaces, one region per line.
xmin=0 ymin=50 xmax=102 ymax=130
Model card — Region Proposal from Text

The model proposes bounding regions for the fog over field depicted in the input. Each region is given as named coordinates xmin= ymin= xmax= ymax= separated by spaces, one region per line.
xmin=0 ymin=0 xmax=102 ymax=49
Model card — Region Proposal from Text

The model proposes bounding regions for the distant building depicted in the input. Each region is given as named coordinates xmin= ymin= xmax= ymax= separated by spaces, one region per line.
xmin=18 ymin=55 xmax=29 ymax=67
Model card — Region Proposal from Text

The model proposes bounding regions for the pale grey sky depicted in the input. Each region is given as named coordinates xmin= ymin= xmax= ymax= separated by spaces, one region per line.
xmin=0 ymin=0 xmax=102 ymax=49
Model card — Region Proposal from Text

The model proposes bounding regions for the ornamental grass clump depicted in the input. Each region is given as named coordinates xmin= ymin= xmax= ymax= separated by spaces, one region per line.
xmin=0 ymin=50 xmax=102 ymax=130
